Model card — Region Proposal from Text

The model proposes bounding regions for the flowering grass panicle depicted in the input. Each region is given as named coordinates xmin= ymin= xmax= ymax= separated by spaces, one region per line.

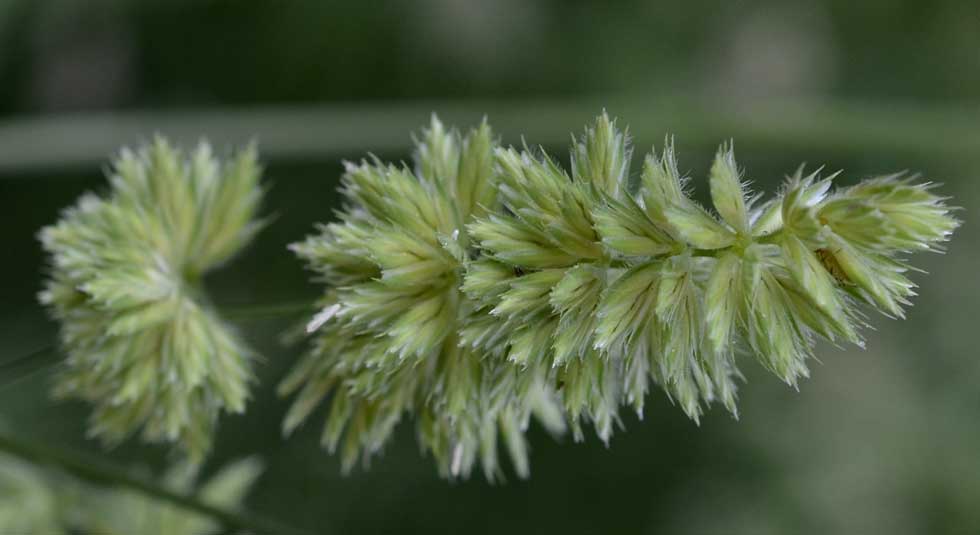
xmin=285 ymin=117 xmax=564 ymax=480
xmin=39 ymin=137 xmax=264 ymax=461
xmin=288 ymin=112 xmax=958 ymax=479
xmin=39 ymin=113 xmax=953 ymax=480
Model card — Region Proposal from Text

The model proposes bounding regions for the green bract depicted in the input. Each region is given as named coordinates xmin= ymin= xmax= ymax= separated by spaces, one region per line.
xmin=289 ymin=112 xmax=958 ymax=479
xmin=39 ymin=138 xmax=264 ymax=461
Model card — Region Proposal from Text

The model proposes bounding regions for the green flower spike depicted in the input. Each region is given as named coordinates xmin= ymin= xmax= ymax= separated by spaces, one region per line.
xmin=289 ymin=112 xmax=958 ymax=480
xmin=39 ymin=137 xmax=265 ymax=461
xmin=285 ymin=117 xmax=564 ymax=480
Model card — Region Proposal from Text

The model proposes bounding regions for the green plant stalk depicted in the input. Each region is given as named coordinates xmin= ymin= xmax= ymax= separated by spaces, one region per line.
xmin=0 ymin=432 xmax=312 ymax=535
xmin=2 ymin=96 xmax=980 ymax=174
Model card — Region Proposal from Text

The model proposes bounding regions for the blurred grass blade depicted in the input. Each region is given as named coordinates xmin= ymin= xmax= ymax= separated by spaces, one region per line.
xmin=0 ymin=432 xmax=314 ymax=535
xmin=2 ymin=96 xmax=980 ymax=174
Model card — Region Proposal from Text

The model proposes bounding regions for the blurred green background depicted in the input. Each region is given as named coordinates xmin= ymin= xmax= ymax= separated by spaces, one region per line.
xmin=1 ymin=1 xmax=978 ymax=533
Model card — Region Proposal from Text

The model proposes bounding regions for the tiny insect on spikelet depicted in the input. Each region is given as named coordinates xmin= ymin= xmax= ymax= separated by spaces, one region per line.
xmin=38 ymin=137 xmax=265 ymax=461
xmin=292 ymin=112 xmax=958 ymax=480
xmin=285 ymin=117 xmax=565 ymax=480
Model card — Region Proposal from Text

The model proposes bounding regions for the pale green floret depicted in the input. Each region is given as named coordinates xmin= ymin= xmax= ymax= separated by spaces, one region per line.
xmin=708 ymin=143 xmax=751 ymax=234
xmin=570 ymin=110 xmax=632 ymax=197
xmin=289 ymin=112 xmax=958 ymax=480
xmin=550 ymin=264 xmax=605 ymax=366
xmin=641 ymin=142 xmax=736 ymax=250
xmin=39 ymin=137 xmax=263 ymax=461
xmin=593 ymin=193 xmax=674 ymax=258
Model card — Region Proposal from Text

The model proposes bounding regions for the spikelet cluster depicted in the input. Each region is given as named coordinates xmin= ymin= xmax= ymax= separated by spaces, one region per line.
xmin=470 ymin=113 xmax=959 ymax=432
xmin=39 ymin=138 xmax=264 ymax=461
xmin=465 ymin=115 xmax=646 ymax=439
xmin=288 ymin=112 xmax=958 ymax=478
xmin=286 ymin=118 xmax=564 ymax=479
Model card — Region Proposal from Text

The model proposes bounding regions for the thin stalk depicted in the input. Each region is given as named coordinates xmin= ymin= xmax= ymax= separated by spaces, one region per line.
xmin=0 ymin=343 xmax=57 ymax=370
xmin=0 ymin=344 xmax=59 ymax=391
xmin=2 ymin=95 xmax=979 ymax=174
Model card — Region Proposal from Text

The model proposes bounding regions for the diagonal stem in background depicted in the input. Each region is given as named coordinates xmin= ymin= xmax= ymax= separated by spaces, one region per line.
xmin=0 ymin=432 xmax=314 ymax=535
xmin=0 ymin=301 xmax=318 ymax=533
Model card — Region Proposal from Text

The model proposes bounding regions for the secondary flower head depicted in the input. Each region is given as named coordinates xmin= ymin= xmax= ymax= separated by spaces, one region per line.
xmin=39 ymin=137 xmax=264 ymax=461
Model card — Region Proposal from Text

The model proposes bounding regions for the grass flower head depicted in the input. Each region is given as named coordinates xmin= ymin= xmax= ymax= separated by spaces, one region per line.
xmin=39 ymin=137 xmax=265 ymax=461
